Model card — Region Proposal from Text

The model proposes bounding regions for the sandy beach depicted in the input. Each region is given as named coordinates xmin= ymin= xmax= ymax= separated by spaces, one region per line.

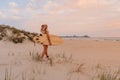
xmin=0 ymin=39 xmax=120 ymax=80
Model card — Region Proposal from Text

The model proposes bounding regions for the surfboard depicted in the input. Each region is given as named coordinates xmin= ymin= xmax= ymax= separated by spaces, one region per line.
xmin=33 ymin=34 xmax=63 ymax=46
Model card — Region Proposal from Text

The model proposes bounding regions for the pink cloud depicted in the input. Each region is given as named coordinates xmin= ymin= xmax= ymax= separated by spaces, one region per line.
xmin=9 ymin=2 xmax=18 ymax=8
xmin=0 ymin=11 xmax=7 ymax=19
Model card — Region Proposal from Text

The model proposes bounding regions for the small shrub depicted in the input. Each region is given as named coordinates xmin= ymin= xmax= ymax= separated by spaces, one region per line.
xmin=92 ymin=69 xmax=120 ymax=80
xmin=31 ymin=52 xmax=41 ymax=61
xmin=4 ymin=68 xmax=12 ymax=80
xmin=0 ymin=36 xmax=2 ymax=40
xmin=12 ymin=38 xmax=19 ymax=43
xmin=12 ymin=37 xmax=24 ymax=44
xmin=54 ymin=53 xmax=73 ymax=64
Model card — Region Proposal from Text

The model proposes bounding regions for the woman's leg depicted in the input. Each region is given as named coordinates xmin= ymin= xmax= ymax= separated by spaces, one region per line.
xmin=44 ymin=45 xmax=49 ymax=58
xmin=40 ymin=45 xmax=48 ymax=59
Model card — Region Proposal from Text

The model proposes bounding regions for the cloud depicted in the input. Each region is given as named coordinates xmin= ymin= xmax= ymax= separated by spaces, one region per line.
xmin=9 ymin=2 xmax=18 ymax=8
xmin=11 ymin=9 xmax=19 ymax=15
xmin=25 ymin=0 xmax=45 ymax=16
xmin=104 ymin=18 xmax=120 ymax=28
xmin=67 ymin=0 xmax=99 ymax=8
xmin=7 ymin=1 xmax=23 ymax=20
xmin=0 ymin=11 xmax=7 ymax=19
xmin=9 ymin=2 xmax=20 ymax=15
xmin=40 ymin=0 xmax=118 ymax=16
xmin=43 ymin=1 xmax=61 ymax=15
xmin=12 ymin=15 xmax=21 ymax=20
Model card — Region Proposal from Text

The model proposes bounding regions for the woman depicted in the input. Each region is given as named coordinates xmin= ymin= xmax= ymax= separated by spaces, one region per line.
xmin=40 ymin=24 xmax=52 ymax=61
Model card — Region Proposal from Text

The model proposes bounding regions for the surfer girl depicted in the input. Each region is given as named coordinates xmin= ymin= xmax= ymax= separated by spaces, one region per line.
xmin=40 ymin=24 xmax=52 ymax=61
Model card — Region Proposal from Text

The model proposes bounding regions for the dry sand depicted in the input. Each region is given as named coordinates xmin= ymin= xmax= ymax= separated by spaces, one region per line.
xmin=0 ymin=39 xmax=120 ymax=80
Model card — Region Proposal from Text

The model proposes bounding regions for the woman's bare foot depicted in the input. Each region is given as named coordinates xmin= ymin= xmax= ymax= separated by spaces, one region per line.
xmin=40 ymin=59 xmax=43 ymax=62
xmin=40 ymin=57 xmax=43 ymax=62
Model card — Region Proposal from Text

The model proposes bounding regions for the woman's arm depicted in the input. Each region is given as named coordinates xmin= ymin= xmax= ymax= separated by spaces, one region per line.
xmin=46 ymin=31 xmax=52 ymax=45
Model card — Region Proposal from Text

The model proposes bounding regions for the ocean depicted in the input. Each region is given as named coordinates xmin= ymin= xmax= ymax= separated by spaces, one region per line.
xmin=62 ymin=37 xmax=120 ymax=41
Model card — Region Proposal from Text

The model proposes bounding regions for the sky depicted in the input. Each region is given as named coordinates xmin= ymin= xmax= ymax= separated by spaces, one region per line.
xmin=0 ymin=0 xmax=120 ymax=37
